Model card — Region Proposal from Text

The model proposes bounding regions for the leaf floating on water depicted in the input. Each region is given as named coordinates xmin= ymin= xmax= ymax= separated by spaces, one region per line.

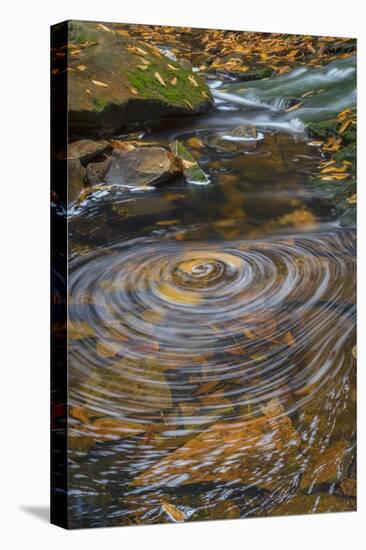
xmin=347 ymin=194 xmax=357 ymax=205
xmin=96 ymin=340 xmax=122 ymax=358
xmin=161 ymin=501 xmax=186 ymax=522
xmin=156 ymin=282 xmax=202 ymax=306
xmin=91 ymin=79 xmax=109 ymax=87
xmin=284 ymin=331 xmax=296 ymax=347
xmin=68 ymin=321 xmax=95 ymax=340
xmin=154 ymin=71 xmax=167 ymax=87
xmin=243 ymin=328 xmax=255 ymax=339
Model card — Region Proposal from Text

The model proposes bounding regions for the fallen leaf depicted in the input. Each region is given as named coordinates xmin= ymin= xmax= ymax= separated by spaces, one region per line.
xmin=171 ymin=76 xmax=177 ymax=85
xmin=154 ymin=71 xmax=167 ymax=87
xmin=161 ymin=501 xmax=186 ymax=522
xmin=285 ymin=102 xmax=302 ymax=113
xmin=97 ymin=23 xmax=114 ymax=33
xmin=91 ymin=79 xmax=109 ymax=87
xmin=188 ymin=75 xmax=199 ymax=87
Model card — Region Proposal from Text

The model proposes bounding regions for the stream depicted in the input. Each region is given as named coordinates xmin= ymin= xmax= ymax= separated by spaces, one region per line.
xmin=66 ymin=55 xmax=356 ymax=527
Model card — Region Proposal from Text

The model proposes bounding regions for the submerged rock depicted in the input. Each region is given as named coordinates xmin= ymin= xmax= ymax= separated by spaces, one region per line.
xmin=63 ymin=21 xmax=213 ymax=137
xmin=105 ymin=147 xmax=181 ymax=188
xmin=206 ymin=125 xmax=262 ymax=153
xmin=267 ymin=493 xmax=356 ymax=516
xmin=300 ymin=440 xmax=352 ymax=491
xmin=132 ymin=399 xmax=301 ymax=490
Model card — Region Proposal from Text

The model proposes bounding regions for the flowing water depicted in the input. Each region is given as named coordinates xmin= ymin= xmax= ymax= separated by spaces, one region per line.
xmin=66 ymin=57 xmax=356 ymax=527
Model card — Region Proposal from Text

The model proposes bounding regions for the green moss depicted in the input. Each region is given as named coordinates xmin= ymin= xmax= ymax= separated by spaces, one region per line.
xmin=342 ymin=124 xmax=356 ymax=145
xmin=92 ymin=97 xmax=108 ymax=111
xmin=243 ymin=66 xmax=274 ymax=81
xmin=333 ymin=143 xmax=356 ymax=164
xmin=125 ymin=59 xmax=211 ymax=108
xmin=308 ymin=120 xmax=339 ymax=140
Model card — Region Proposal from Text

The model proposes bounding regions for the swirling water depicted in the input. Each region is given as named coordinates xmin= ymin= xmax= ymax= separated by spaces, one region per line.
xmin=66 ymin=70 xmax=356 ymax=527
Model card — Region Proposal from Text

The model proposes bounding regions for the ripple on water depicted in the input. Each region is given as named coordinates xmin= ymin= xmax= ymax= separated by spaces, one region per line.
xmin=68 ymin=228 xmax=355 ymax=423
xmin=67 ymin=226 xmax=356 ymax=526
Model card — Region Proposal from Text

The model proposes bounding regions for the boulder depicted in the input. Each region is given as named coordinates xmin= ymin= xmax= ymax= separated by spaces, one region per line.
xmin=105 ymin=147 xmax=181 ymax=188
xmin=63 ymin=21 xmax=213 ymax=137
xmin=86 ymin=157 xmax=112 ymax=185
xmin=132 ymin=399 xmax=301 ymax=491
xmin=67 ymin=139 xmax=110 ymax=164
xmin=68 ymin=158 xmax=86 ymax=203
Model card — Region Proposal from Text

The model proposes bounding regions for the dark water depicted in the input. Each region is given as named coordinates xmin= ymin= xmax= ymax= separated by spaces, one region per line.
xmin=66 ymin=64 xmax=356 ymax=527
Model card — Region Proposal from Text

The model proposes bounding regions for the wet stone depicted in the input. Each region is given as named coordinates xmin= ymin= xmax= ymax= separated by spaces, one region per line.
xmin=86 ymin=156 xmax=112 ymax=186
xmin=68 ymin=139 xmax=110 ymax=164
xmin=132 ymin=399 xmax=301 ymax=491
xmin=105 ymin=147 xmax=181 ymax=188
xmin=68 ymin=158 xmax=87 ymax=203
xmin=300 ymin=440 xmax=352 ymax=491
xmin=267 ymin=493 xmax=356 ymax=516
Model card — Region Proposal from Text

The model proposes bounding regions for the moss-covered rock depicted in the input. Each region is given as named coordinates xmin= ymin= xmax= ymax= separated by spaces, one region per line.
xmin=308 ymin=119 xmax=339 ymax=140
xmin=65 ymin=21 xmax=213 ymax=137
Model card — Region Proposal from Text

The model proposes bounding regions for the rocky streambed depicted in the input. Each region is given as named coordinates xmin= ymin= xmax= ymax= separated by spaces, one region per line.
xmin=51 ymin=22 xmax=356 ymax=528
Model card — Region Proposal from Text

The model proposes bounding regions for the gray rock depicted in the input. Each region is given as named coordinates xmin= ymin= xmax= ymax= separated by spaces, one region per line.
xmin=105 ymin=147 xmax=181 ymax=188
xmin=86 ymin=157 xmax=112 ymax=186
xmin=68 ymin=139 xmax=110 ymax=164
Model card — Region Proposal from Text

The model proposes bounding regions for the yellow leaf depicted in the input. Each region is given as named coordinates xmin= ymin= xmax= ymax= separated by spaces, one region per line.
xmin=320 ymin=165 xmax=347 ymax=174
xmin=284 ymin=331 xmax=296 ymax=346
xmin=130 ymin=87 xmax=139 ymax=95
xmin=91 ymin=79 xmax=109 ymax=87
xmin=68 ymin=321 xmax=95 ymax=340
xmin=161 ymin=501 xmax=186 ymax=522
xmin=168 ymin=63 xmax=180 ymax=71
xmin=285 ymin=102 xmax=302 ymax=113
xmin=154 ymin=71 xmax=167 ymax=87
xmin=347 ymin=194 xmax=357 ymax=204
xmin=188 ymin=75 xmax=199 ymax=87
xmin=97 ymin=23 xmax=113 ymax=33
xmin=77 ymin=65 xmax=87 ymax=71
xmin=339 ymin=119 xmax=352 ymax=135
xmin=157 ymin=283 xmax=202 ymax=306
xmin=96 ymin=340 xmax=121 ymax=358
xmin=171 ymin=76 xmax=177 ymax=85
xmin=137 ymin=65 xmax=148 ymax=71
